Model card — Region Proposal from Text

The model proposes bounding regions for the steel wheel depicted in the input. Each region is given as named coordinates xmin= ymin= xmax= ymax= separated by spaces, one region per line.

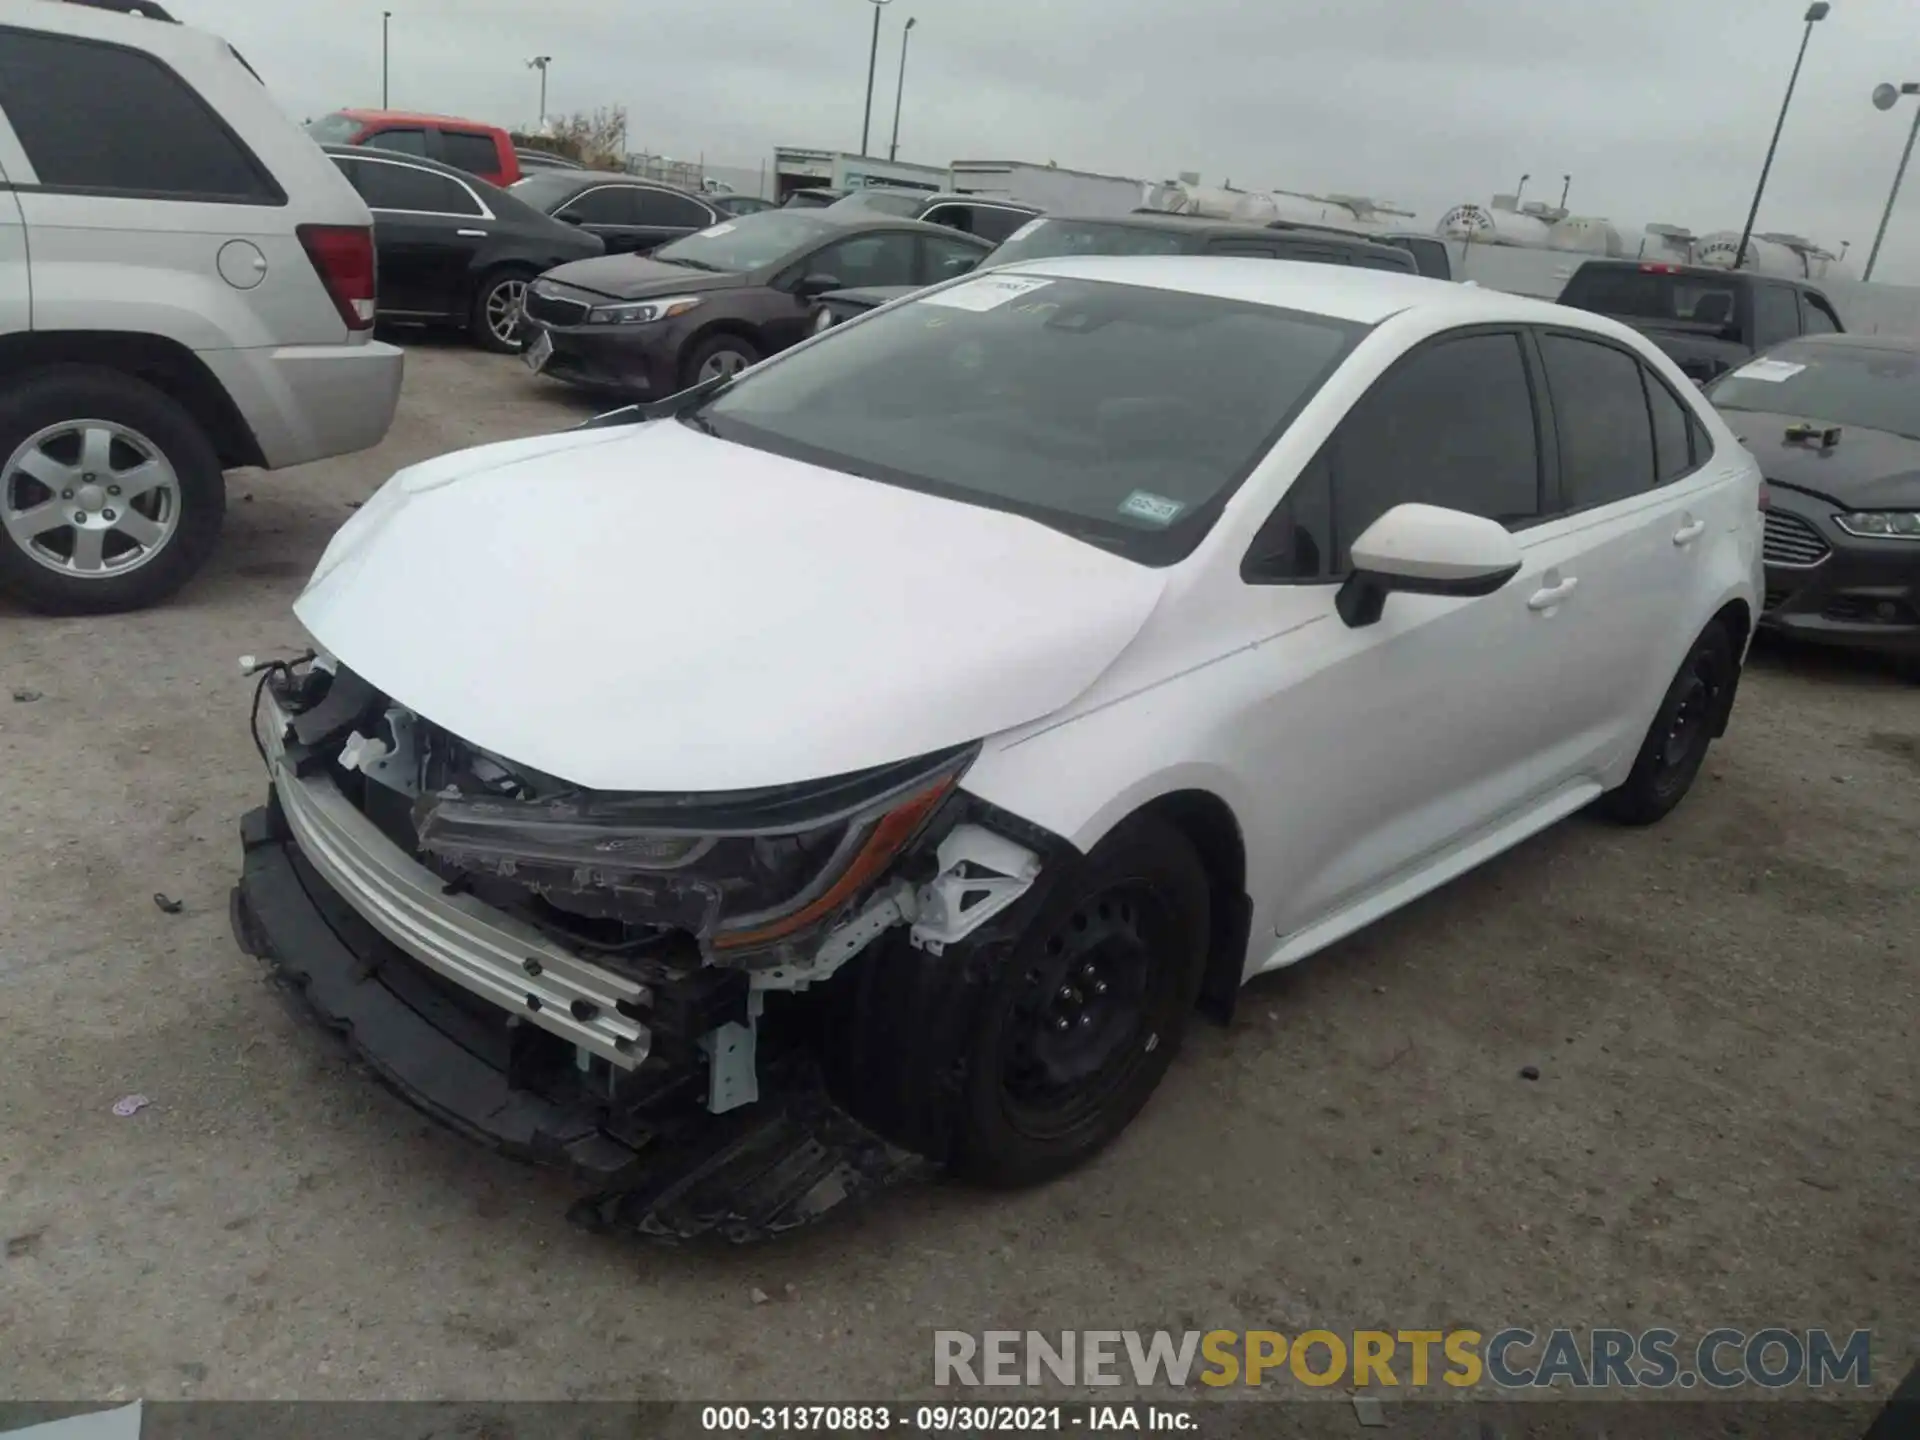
xmin=1652 ymin=644 xmax=1723 ymax=801
xmin=697 ymin=347 xmax=753 ymax=382
xmin=1 ymin=419 xmax=182 ymax=579
xmin=485 ymin=277 xmax=529 ymax=348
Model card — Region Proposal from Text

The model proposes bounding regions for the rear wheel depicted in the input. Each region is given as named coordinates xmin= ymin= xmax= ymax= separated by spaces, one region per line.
xmin=1596 ymin=621 xmax=1736 ymax=825
xmin=470 ymin=269 xmax=533 ymax=353
xmin=0 ymin=367 xmax=224 ymax=614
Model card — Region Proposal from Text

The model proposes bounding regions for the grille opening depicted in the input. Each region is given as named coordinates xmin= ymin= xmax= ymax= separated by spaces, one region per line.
xmin=1762 ymin=511 xmax=1830 ymax=568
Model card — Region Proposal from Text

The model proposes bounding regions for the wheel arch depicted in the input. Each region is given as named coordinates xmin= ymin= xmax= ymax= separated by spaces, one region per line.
xmin=1708 ymin=596 xmax=1752 ymax=737
xmin=0 ymin=332 xmax=263 ymax=469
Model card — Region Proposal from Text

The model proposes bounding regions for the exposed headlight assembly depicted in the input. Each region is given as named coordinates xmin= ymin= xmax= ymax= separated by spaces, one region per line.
xmin=587 ymin=295 xmax=704 ymax=325
xmin=412 ymin=742 xmax=978 ymax=963
xmin=1834 ymin=510 xmax=1920 ymax=539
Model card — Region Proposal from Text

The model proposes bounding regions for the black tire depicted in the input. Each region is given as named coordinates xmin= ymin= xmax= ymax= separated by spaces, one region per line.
xmin=469 ymin=268 xmax=534 ymax=353
xmin=680 ymin=333 xmax=760 ymax=389
xmin=0 ymin=366 xmax=225 ymax=615
xmin=1595 ymin=620 xmax=1737 ymax=826
xmin=821 ymin=813 xmax=1212 ymax=1188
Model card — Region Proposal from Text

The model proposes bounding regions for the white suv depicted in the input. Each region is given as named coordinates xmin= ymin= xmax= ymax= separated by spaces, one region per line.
xmin=0 ymin=0 xmax=403 ymax=613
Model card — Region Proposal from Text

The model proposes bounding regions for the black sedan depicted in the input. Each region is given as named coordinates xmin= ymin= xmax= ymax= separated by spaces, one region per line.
xmin=1707 ymin=333 xmax=1920 ymax=663
xmin=520 ymin=210 xmax=990 ymax=395
xmin=322 ymin=144 xmax=604 ymax=353
xmin=508 ymin=170 xmax=725 ymax=256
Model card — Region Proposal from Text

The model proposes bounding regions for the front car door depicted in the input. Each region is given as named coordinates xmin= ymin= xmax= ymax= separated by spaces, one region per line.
xmin=765 ymin=228 xmax=922 ymax=351
xmin=1232 ymin=328 xmax=1600 ymax=947
xmin=336 ymin=155 xmax=491 ymax=318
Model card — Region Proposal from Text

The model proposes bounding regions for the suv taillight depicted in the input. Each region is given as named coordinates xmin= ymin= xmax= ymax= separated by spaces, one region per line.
xmin=297 ymin=224 xmax=376 ymax=331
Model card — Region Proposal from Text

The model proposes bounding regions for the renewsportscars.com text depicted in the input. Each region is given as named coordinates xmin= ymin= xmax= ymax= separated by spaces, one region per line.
xmin=933 ymin=1328 xmax=1873 ymax=1391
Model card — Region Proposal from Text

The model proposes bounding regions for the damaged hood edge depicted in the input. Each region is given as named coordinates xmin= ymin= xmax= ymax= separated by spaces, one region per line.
xmin=293 ymin=419 xmax=1170 ymax=794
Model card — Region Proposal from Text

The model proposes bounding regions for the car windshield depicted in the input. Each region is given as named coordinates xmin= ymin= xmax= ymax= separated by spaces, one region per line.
xmin=305 ymin=112 xmax=363 ymax=145
xmin=692 ymin=274 xmax=1365 ymax=564
xmin=508 ymin=171 xmax=589 ymax=210
xmin=1561 ymin=269 xmax=1739 ymax=326
xmin=1707 ymin=342 xmax=1920 ymax=440
xmin=654 ymin=211 xmax=837 ymax=273
xmin=987 ymin=218 xmax=1196 ymax=267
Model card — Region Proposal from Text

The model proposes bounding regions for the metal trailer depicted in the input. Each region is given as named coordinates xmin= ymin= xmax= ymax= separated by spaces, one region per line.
xmin=949 ymin=159 xmax=1151 ymax=217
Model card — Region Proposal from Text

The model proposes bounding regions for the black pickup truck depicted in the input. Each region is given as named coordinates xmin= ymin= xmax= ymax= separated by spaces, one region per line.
xmin=1557 ymin=259 xmax=1846 ymax=383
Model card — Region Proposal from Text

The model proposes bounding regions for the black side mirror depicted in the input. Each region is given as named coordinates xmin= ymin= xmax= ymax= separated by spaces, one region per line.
xmin=556 ymin=210 xmax=584 ymax=225
xmin=794 ymin=273 xmax=843 ymax=299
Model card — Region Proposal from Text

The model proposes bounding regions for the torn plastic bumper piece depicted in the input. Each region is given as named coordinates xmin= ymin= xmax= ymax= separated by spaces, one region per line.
xmin=231 ymin=800 xmax=925 ymax=1241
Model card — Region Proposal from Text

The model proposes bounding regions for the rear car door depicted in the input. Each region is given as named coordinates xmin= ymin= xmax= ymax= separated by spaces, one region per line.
xmin=336 ymin=155 xmax=490 ymax=318
xmin=630 ymin=186 xmax=718 ymax=252
xmin=436 ymin=127 xmax=504 ymax=186
xmin=1529 ymin=327 xmax=1729 ymax=773
xmin=1236 ymin=329 xmax=1590 ymax=940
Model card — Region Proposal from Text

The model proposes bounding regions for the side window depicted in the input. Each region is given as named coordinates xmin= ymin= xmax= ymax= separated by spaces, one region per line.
xmin=919 ymin=232 xmax=986 ymax=281
xmin=634 ymin=189 xmax=714 ymax=228
xmin=973 ymin=208 xmax=1033 ymax=244
xmin=1643 ymin=367 xmax=1699 ymax=483
xmin=919 ymin=203 xmax=971 ymax=234
xmin=364 ymin=127 xmax=429 ymax=157
xmin=0 ymin=29 xmax=280 ymax=203
xmin=566 ymin=186 xmax=643 ymax=224
xmin=1752 ymin=283 xmax=1800 ymax=348
xmin=1394 ymin=237 xmax=1451 ymax=278
xmin=1801 ymin=292 xmax=1841 ymax=335
xmin=351 ymin=160 xmax=482 ymax=216
xmin=808 ymin=231 xmax=920 ymax=288
xmin=1536 ymin=332 xmax=1656 ymax=509
xmin=438 ymin=130 xmax=499 ymax=176
xmin=1331 ymin=332 xmax=1541 ymax=568
xmin=1243 ymin=449 xmax=1334 ymax=582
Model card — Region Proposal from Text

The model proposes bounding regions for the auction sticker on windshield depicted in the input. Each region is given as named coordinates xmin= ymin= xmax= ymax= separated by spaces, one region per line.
xmin=1728 ymin=358 xmax=1807 ymax=383
xmin=921 ymin=275 xmax=1054 ymax=312
xmin=1119 ymin=490 xmax=1185 ymax=526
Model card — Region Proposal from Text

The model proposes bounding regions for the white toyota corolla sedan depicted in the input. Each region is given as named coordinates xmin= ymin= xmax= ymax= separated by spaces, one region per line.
xmin=233 ymin=258 xmax=1764 ymax=1239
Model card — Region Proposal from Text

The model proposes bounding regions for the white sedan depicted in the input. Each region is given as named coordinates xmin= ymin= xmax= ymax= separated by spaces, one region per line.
xmin=234 ymin=257 xmax=1763 ymax=1234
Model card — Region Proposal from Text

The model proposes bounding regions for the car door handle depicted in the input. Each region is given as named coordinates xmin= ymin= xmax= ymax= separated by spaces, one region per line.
xmin=1527 ymin=577 xmax=1579 ymax=611
xmin=1672 ymin=519 xmax=1707 ymax=546
xmin=456 ymin=228 xmax=488 ymax=238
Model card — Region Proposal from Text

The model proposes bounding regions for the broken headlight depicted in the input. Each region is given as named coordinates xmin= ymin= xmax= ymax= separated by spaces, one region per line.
xmin=413 ymin=742 xmax=978 ymax=962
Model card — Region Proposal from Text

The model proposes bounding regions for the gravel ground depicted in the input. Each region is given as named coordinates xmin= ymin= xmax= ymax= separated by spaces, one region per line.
xmin=1 ymin=340 xmax=1915 ymax=1405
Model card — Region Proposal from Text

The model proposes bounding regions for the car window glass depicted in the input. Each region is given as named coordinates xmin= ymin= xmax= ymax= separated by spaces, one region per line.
xmin=565 ymin=186 xmax=643 ymax=224
xmin=920 ymin=232 xmax=987 ymax=282
xmin=1244 ymin=448 xmax=1334 ymax=581
xmin=809 ymin=231 xmax=921 ymax=288
xmin=1332 ymin=332 xmax=1540 ymax=567
xmin=1208 ymin=241 xmax=1279 ymax=258
xmin=1753 ymin=284 xmax=1800 ymax=348
xmin=347 ymin=159 xmax=482 ymax=216
xmin=0 ymin=30 xmax=278 ymax=202
xmin=971 ymin=208 xmax=1033 ymax=244
xmin=439 ymin=130 xmax=498 ymax=176
xmin=1708 ymin=340 xmax=1920 ymax=440
xmin=1801 ymin=294 xmax=1841 ymax=335
xmin=1537 ymin=333 xmax=1657 ymax=508
xmin=989 ymin=219 xmax=1196 ymax=265
xmin=635 ymin=189 xmax=713 ymax=228
xmin=1644 ymin=368 xmax=1697 ymax=483
xmin=306 ymin=112 xmax=363 ymax=145
xmin=919 ymin=204 xmax=971 ymax=233
xmin=1393 ymin=237 xmax=1450 ymax=278
xmin=364 ymin=127 xmax=429 ymax=157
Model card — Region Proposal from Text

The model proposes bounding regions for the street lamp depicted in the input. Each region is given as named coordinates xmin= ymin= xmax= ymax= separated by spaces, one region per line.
xmin=1863 ymin=81 xmax=1920 ymax=281
xmin=527 ymin=55 xmax=553 ymax=129
xmin=859 ymin=0 xmax=891 ymax=158
xmin=888 ymin=17 xmax=917 ymax=163
xmin=1733 ymin=2 xmax=1831 ymax=271
xmin=381 ymin=10 xmax=391 ymax=108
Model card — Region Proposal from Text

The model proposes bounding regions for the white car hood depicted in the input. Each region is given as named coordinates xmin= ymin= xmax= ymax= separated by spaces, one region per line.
xmin=294 ymin=420 xmax=1168 ymax=792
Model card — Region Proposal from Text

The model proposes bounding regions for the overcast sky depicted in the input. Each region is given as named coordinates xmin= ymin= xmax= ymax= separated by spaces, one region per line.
xmin=183 ymin=0 xmax=1920 ymax=282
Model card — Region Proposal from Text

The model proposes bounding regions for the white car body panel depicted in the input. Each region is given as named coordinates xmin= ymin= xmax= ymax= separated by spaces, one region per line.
xmin=302 ymin=257 xmax=1764 ymax=986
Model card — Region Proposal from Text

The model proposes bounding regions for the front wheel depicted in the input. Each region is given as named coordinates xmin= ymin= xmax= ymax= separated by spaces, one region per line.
xmin=1596 ymin=621 xmax=1737 ymax=825
xmin=470 ymin=270 xmax=532 ymax=353
xmin=681 ymin=333 xmax=760 ymax=388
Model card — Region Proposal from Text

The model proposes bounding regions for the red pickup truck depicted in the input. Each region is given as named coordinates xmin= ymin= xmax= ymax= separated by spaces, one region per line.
xmin=307 ymin=109 xmax=521 ymax=188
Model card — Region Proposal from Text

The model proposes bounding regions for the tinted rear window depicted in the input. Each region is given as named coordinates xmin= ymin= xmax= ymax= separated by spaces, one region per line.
xmin=695 ymin=275 xmax=1366 ymax=565
xmin=440 ymin=130 xmax=500 ymax=176
xmin=1561 ymin=268 xmax=1738 ymax=325
xmin=0 ymin=28 xmax=281 ymax=203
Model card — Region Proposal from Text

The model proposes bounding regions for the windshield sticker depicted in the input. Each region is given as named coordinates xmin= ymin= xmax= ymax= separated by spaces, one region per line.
xmin=1729 ymin=358 xmax=1806 ymax=383
xmin=1119 ymin=490 xmax=1186 ymax=526
xmin=698 ymin=222 xmax=737 ymax=238
xmin=920 ymin=275 xmax=1054 ymax=312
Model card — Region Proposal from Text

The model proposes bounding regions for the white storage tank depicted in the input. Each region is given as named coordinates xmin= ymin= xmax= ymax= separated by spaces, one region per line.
xmin=1693 ymin=230 xmax=1855 ymax=281
xmin=1437 ymin=202 xmax=1556 ymax=247
xmin=1545 ymin=216 xmax=1624 ymax=255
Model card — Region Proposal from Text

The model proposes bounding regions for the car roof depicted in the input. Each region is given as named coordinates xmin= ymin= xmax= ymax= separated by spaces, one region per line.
xmin=512 ymin=170 xmax=707 ymax=198
xmin=992 ymin=254 xmax=1574 ymax=325
xmin=1043 ymin=212 xmax=1303 ymax=241
xmin=1774 ymin=332 xmax=1912 ymax=352
xmin=334 ymin=108 xmax=502 ymax=130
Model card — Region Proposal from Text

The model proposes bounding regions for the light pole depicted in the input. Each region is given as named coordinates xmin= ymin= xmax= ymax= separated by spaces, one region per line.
xmin=528 ymin=55 xmax=552 ymax=129
xmin=1864 ymin=81 xmax=1920 ymax=281
xmin=381 ymin=10 xmax=390 ymax=108
xmin=1734 ymin=2 xmax=1831 ymax=271
xmin=888 ymin=17 xmax=916 ymax=163
xmin=860 ymin=0 xmax=891 ymax=158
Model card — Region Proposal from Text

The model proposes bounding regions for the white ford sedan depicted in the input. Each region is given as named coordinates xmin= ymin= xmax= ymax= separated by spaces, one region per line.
xmin=234 ymin=258 xmax=1764 ymax=1237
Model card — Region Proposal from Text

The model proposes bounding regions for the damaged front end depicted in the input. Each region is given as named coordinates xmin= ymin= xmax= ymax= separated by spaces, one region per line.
xmin=229 ymin=652 xmax=1050 ymax=1241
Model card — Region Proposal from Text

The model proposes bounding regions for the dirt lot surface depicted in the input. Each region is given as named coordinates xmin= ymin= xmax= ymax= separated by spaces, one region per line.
xmin=2 ymin=340 xmax=1915 ymax=1405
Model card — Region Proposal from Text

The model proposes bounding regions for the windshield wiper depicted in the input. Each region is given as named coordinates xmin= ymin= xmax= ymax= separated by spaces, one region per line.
xmin=663 ymin=257 xmax=728 ymax=273
xmin=576 ymin=372 xmax=733 ymax=431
